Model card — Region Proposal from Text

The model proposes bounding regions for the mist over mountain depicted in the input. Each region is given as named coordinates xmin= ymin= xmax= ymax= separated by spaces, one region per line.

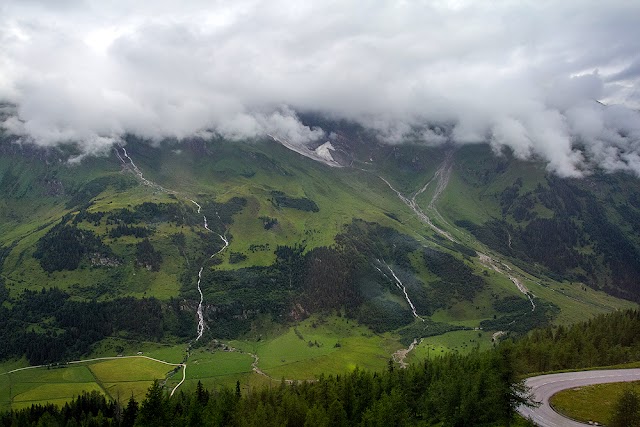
xmin=4 ymin=4 xmax=640 ymax=422
xmin=1 ymin=0 xmax=640 ymax=176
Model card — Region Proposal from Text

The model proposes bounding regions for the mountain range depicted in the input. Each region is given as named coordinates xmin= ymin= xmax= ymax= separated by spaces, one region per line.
xmin=1 ymin=117 xmax=639 ymax=366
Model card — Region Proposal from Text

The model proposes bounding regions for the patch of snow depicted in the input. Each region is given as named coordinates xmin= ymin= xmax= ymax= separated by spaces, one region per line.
xmin=314 ymin=141 xmax=335 ymax=162
xmin=268 ymin=134 xmax=342 ymax=167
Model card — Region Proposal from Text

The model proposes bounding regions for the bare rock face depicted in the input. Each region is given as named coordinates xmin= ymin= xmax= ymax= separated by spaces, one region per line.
xmin=181 ymin=137 xmax=210 ymax=156
xmin=41 ymin=177 xmax=65 ymax=197
xmin=0 ymin=135 xmax=63 ymax=163
xmin=90 ymin=253 xmax=121 ymax=267
xmin=289 ymin=303 xmax=308 ymax=321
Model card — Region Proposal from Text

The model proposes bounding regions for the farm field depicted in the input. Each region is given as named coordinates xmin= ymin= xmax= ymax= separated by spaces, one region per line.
xmin=0 ymin=356 xmax=179 ymax=411
xmin=0 ymin=315 xmax=401 ymax=411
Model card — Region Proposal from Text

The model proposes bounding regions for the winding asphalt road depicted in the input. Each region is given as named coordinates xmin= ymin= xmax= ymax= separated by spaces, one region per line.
xmin=517 ymin=369 xmax=640 ymax=426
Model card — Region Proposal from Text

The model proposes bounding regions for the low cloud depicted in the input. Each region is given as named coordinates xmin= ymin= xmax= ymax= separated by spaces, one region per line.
xmin=1 ymin=1 xmax=639 ymax=176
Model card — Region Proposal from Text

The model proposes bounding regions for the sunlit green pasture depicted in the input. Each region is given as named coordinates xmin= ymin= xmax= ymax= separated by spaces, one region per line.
xmin=408 ymin=330 xmax=493 ymax=362
xmin=0 ymin=356 xmax=177 ymax=411
xmin=230 ymin=316 xmax=400 ymax=380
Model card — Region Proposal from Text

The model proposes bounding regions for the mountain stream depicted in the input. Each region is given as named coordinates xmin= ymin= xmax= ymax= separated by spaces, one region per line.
xmin=115 ymin=146 xmax=231 ymax=395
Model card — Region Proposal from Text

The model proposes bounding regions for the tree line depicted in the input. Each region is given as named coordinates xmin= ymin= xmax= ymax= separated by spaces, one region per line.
xmin=6 ymin=307 xmax=640 ymax=425
xmin=0 ymin=347 xmax=529 ymax=427
xmin=508 ymin=308 xmax=640 ymax=374
xmin=0 ymin=286 xmax=193 ymax=365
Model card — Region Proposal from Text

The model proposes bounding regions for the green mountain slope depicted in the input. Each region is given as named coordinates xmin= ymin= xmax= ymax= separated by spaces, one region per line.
xmin=0 ymin=130 xmax=637 ymax=367
xmin=442 ymin=145 xmax=640 ymax=302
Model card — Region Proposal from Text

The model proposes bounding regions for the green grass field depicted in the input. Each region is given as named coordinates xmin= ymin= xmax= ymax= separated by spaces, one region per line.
xmin=230 ymin=315 xmax=399 ymax=381
xmin=0 ymin=357 xmax=179 ymax=411
xmin=550 ymin=381 xmax=640 ymax=425
xmin=12 ymin=383 xmax=104 ymax=410
xmin=168 ymin=349 xmax=256 ymax=393
xmin=408 ymin=330 xmax=494 ymax=362
xmin=0 ymin=315 xmax=400 ymax=411
xmin=88 ymin=358 xmax=176 ymax=382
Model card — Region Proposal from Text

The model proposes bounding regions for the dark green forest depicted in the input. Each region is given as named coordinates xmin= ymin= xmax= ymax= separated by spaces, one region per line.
xmin=270 ymin=191 xmax=319 ymax=212
xmin=457 ymin=174 xmax=640 ymax=302
xmin=509 ymin=309 xmax=640 ymax=373
xmin=192 ymin=220 xmax=501 ymax=341
xmin=0 ymin=285 xmax=193 ymax=365
xmin=33 ymin=221 xmax=115 ymax=273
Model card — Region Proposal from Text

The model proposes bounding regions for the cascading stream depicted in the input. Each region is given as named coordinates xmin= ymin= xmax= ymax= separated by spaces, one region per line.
xmin=116 ymin=146 xmax=173 ymax=193
xmin=115 ymin=147 xmax=232 ymax=395
xmin=374 ymin=260 xmax=424 ymax=321
xmin=195 ymin=267 xmax=206 ymax=341
xmin=187 ymin=203 xmax=230 ymax=340
xmin=193 ymin=199 xmax=230 ymax=259
xmin=379 ymin=152 xmax=535 ymax=312
xmin=378 ymin=175 xmax=456 ymax=242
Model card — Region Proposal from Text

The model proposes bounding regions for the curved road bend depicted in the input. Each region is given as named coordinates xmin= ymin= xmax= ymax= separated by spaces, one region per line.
xmin=517 ymin=369 xmax=640 ymax=426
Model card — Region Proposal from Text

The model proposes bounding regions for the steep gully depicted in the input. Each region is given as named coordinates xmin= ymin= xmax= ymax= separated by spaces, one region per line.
xmin=373 ymin=262 xmax=423 ymax=321
xmin=377 ymin=151 xmax=535 ymax=312
xmin=267 ymin=134 xmax=342 ymax=168
xmin=376 ymin=151 xmax=536 ymax=366
xmin=375 ymin=260 xmax=424 ymax=368
xmin=114 ymin=147 xmax=173 ymax=194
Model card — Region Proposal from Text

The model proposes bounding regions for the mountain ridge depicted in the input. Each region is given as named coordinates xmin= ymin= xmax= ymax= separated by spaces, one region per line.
xmin=0 ymin=126 xmax=638 ymax=368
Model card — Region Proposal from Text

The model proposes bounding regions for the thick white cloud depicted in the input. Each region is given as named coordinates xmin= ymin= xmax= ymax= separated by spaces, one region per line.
xmin=1 ymin=0 xmax=639 ymax=176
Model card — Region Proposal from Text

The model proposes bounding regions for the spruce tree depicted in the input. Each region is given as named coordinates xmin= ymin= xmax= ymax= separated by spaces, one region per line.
xmin=136 ymin=380 xmax=167 ymax=426
xmin=610 ymin=388 xmax=640 ymax=427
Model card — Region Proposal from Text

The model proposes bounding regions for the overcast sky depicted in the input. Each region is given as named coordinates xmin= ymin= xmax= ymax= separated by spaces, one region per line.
xmin=1 ymin=0 xmax=639 ymax=175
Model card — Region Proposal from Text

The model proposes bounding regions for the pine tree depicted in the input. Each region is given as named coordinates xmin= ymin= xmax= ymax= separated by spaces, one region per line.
xmin=135 ymin=380 xmax=166 ymax=426
xmin=122 ymin=394 xmax=138 ymax=427
xmin=610 ymin=388 xmax=640 ymax=427
xmin=304 ymin=404 xmax=330 ymax=427
xmin=196 ymin=380 xmax=209 ymax=404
